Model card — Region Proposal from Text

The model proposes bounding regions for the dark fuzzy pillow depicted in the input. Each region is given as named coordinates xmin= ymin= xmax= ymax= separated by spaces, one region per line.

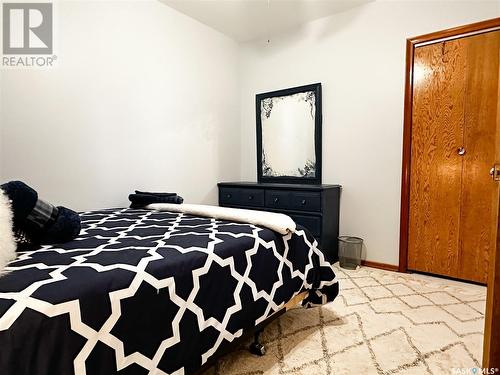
xmin=1 ymin=181 xmax=37 ymax=232
xmin=39 ymin=206 xmax=81 ymax=244
xmin=0 ymin=181 xmax=81 ymax=246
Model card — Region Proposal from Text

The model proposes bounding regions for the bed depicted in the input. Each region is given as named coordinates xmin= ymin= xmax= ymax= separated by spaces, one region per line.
xmin=0 ymin=207 xmax=339 ymax=375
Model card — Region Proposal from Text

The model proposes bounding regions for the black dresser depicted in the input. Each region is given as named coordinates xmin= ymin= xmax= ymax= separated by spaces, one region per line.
xmin=217 ymin=182 xmax=341 ymax=262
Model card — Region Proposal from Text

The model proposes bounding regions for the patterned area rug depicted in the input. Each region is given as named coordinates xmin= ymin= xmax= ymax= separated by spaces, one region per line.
xmin=202 ymin=264 xmax=486 ymax=375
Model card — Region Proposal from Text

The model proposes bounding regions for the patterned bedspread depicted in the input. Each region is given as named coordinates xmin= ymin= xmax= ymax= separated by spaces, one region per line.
xmin=0 ymin=208 xmax=338 ymax=375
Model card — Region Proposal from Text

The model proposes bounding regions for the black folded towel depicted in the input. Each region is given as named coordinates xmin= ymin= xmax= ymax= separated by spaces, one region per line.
xmin=134 ymin=190 xmax=177 ymax=197
xmin=129 ymin=191 xmax=184 ymax=209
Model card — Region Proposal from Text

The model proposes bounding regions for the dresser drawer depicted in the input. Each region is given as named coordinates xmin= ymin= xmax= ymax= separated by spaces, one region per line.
xmin=240 ymin=189 xmax=264 ymax=206
xmin=290 ymin=192 xmax=321 ymax=212
xmin=290 ymin=214 xmax=321 ymax=238
xmin=265 ymin=190 xmax=291 ymax=210
xmin=219 ymin=187 xmax=264 ymax=207
xmin=219 ymin=188 xmax=240 ymax=206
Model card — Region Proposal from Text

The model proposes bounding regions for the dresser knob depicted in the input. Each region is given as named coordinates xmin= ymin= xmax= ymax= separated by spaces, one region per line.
xmin=301 ymin=199 xmax=307 ymax=205
xmin=248 ymin=195 xmax=254 ymax=200
xmin=274 ymin=197 xmax=279 ymax=203
xmin=226 ymin=194 xmax=231 ymax=199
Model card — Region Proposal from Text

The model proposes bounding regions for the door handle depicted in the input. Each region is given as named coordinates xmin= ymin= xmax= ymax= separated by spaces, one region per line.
xmin=489 ymin=164 xmax=500 ymax=181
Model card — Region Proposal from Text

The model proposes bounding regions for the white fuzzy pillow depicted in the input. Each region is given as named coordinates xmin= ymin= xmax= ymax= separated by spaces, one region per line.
xmin=0 ymin=189 xmax=16 ymax=276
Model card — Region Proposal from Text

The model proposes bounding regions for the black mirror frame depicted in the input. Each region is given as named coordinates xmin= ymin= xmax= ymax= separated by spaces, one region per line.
xmin=256 ymin=83 xmax=322 ymax=185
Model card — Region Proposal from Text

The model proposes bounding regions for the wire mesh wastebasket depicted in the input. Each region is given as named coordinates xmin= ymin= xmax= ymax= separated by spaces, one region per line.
xmin=338 ymin=236 xmax=363 ymax=270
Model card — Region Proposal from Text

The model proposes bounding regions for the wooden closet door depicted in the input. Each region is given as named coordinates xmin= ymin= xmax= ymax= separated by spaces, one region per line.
xmin=459 ymin=31 xmax=500 ymax=283
xmin=408 ymin=39 xmax=467 ymax=277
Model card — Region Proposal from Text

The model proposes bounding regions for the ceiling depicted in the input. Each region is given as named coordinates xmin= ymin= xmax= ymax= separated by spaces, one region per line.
xmin=161 ymin=0 xmax=373 ymax=43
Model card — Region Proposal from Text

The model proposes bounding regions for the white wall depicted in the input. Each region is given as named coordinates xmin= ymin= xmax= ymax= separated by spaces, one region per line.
xmin=238 ymin=1 xmax=500 ymax=265
xmin=0 ymin=0 xmax=240 ymax=211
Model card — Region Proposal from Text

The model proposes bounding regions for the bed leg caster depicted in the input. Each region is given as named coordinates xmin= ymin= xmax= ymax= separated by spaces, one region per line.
xmin=249 ymin=342 xmax=266 ymax=356
xmin=249 ymin=329 xmax=266 ymax=356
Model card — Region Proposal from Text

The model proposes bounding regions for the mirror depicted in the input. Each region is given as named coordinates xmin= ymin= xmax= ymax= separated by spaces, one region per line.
xmin=256 ymin=83 xmax=322 ymax=184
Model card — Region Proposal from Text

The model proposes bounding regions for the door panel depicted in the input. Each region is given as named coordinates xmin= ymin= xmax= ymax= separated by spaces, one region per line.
xmin=408 ymin=39 xmax=467 ymax=277
xmin=459 ymin=31 xmax=500 ymax=283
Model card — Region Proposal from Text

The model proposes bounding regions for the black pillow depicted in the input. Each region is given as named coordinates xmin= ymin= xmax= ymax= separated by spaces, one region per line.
xmin=0 ymin=181 xmax=81 ymax=246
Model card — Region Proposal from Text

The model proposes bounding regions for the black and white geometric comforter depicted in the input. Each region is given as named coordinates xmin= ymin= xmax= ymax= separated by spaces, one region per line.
xmin=0 ymin=208 xmax=339 ymax=375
